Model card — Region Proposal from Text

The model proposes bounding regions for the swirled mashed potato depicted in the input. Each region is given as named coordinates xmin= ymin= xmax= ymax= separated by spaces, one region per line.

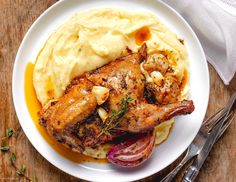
xmin=33 ymin=8 xmax=189 ymax=158
xmin=33 ymin=8 xmax=188 ymax=106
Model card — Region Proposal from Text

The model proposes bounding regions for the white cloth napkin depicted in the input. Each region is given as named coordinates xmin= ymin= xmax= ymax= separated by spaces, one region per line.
xmin=163 ymin=0 xmax=236 ymax=84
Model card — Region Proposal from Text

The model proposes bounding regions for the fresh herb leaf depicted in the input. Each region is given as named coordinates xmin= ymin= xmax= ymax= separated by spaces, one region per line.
xmin=16 ymin=164 xmax=26 ymax=176
xmin=1 ymin=144 xmax=9 ymax=152
xmin=21 ymin=164 xmax=26 ymax=173
xmin=101 ymin=95 xmax=133 ymax=135
xmin=16 ymin=170 xmax=23 ymax=176
xmin=111 ymin=109 xmax=117 ymax=115
xmin=10 ymin=152 xmax=16 ymax=163
xmin=127 ymin=96 xmax=133 ymax=102
xmin=6 ymin=128 xmax=14 ymax=138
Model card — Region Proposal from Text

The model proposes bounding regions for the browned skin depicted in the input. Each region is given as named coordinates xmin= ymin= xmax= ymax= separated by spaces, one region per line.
xmin=86 ymin=44 xmax=147 ymax=114
xmin=40 ymin=78 xmax=96 ymax=131
xmin=39 ymin=78 xmax=97 ymax=152
xmin=143 ymin=53 xmax=181 ymax=104
xmin=119 ymin=100 xmax=194 ymax=132
xmin=39 ymin=44 xmax=195 ymax=151
xmin=146 ymin=75 xmax=180 ymax=104
xmin=143 ymin=53 xmax=169 ymax=75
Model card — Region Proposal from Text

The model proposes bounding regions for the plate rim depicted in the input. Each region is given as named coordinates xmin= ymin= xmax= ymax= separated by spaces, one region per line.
xmin=12 ymin=0 xmax=210 ymax=181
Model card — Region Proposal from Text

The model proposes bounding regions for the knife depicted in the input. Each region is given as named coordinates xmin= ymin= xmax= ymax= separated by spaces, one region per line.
xmin=182 ymin=92 xmax=236 ymax=182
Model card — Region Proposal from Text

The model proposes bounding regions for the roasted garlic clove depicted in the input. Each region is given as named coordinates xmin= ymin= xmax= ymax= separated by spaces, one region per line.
xmin=92 ymin=86 xmax=110 ymax=105
xmin=150 ymin=71 xmax=164 ymax=86
xmin=97 ymin=107 xmax=108 ymax=122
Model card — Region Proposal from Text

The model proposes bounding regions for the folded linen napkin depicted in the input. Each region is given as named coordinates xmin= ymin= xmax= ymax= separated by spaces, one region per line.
xmin=163 ymin=0 xmax=236 ymax=84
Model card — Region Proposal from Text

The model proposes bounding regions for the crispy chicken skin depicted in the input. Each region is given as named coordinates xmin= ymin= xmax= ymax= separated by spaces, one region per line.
xmin=86 ymin=44 xmax=147 ymax=112
xmin=143 ymin=53 xmax=169 ymax=75
xmin=119 ymin=100 xmax=194 ymax=132
xmin=142 ymin=53 xmax=182 ymax=104
xmin=146 ymin=75 xmax=180 ymax=104
xmin=39 ymin=44 xmax=194 ymax=151
xmin=40 ymin=78 xmax=96 ymax=131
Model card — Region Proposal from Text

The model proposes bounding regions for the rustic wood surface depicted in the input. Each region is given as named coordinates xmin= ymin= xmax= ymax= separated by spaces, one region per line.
xmin=0 ymin=0 xmax=235 ymax=181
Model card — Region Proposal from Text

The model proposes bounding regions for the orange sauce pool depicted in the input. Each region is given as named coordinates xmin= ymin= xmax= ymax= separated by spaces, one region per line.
xmin=135 ymin=26 xmax=151 ymax=45
xmin=180 ymin=69 xmax=189 ymax=92
xmin=24 ymin=63 xmax=107 ymax=163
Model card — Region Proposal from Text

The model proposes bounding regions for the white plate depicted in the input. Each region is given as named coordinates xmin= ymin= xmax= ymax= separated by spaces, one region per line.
xmin=12 ymin=0 xmax=209 ymax=181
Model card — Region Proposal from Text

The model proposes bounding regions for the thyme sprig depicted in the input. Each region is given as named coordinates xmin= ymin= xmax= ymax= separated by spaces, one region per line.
xmin=101 ymin=95 xmax=133 ymax=135
xmin=16 ymin=164 xmax=26 ymax=177
xmin=1 ymin=128 xmax=35 ymax=181
xmin=10 ymin=152 xmax=31 ymax=181
xmin=1 ymin=128 xmax=14 ymax=141
xmin=1 ymin=143 xmax=9 ymax=152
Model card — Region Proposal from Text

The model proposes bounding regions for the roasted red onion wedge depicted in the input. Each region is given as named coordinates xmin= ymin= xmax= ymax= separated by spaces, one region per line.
xmin=107 ymin=131 xmax=156 ymax=167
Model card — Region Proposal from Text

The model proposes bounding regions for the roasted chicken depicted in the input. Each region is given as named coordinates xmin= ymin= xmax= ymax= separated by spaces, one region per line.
xmin=39 ymin=44 xmax=194 ymax=156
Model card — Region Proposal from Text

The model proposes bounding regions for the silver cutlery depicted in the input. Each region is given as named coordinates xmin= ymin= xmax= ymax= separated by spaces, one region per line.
xmin=161 ymin=91 xmax=236 ymax=182
xmin=182 ymin=92 xmax=236 ymax=182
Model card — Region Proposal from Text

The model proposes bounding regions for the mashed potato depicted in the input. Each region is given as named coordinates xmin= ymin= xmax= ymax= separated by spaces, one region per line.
xmin=33 ymin=8 xmax=189 ymax=158
xmin=33 ymin=8 xmax=188 ymax=106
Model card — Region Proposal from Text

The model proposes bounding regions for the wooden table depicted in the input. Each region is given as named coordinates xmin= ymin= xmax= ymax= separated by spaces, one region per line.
xmin=0 ymin=0 xmax=235 ymax=181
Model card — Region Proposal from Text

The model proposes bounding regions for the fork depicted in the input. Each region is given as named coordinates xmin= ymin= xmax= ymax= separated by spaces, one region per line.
xmin=181 ymin=91 xmax=236 ymax=182
xmin=161 ymin=107 xmax=233 ymax=182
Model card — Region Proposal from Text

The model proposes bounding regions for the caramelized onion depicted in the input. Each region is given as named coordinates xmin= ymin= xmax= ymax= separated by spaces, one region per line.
xmin=107 ymin=131 xmax=156 ymax=167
